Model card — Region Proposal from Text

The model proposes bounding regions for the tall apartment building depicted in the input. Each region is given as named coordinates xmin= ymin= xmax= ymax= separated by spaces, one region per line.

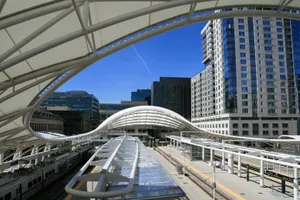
xmin=192 ymin=11 xmax=300 ymax=137
xmin=131 ymin=89 xmax=151 ymax=105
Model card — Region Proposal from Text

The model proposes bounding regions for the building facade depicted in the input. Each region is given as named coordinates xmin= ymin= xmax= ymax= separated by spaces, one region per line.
xmin=30 ymin=108 xmax=64 ymax=133
xmin=152 ymin=77 xmax=191 ymax=120
xmin=99 ymin=101 xmax=148 ymax=124
xmin=47 ymin=109 xmax=92 ymax=136
xmin=42 ymin=91 xmax=99 ymax=129
xmin=192 ymin=11 xmax=300 ymax=137
xmin=131 ymin=89 xmax=151 ymax=105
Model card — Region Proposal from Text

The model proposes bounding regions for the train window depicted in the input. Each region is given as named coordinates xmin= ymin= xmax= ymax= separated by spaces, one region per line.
xmin=28 ymin=181 xmax=32 ymax=188
xmin=38 ymin=176 xmax=41 ymax=182
xmin=4 ymin=193 xmax=11 ymax=200
xmin=52 ymin=169 xmax=55 ymax=173
xmin=0 ymin=197 xmax=3 ymax=200
xmin=33 ymin=179 xmax=37 ymax=185
xmin=45 ymin=172 xmax=48 ymax=178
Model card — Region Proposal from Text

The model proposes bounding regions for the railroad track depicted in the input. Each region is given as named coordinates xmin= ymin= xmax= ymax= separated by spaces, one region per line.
xmin=155 ymin=147 xmax=233 ymax=200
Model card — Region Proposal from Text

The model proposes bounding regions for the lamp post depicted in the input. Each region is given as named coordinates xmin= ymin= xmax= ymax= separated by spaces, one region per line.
xmin=212 ymin=162 xmax=216 ymax=200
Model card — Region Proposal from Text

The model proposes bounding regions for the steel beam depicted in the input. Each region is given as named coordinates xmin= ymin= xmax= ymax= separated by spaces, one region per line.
xmin=0 ymin=106 xmax=34 ymax=122
xmin=2 ymin=5 xmax=300 ymax=71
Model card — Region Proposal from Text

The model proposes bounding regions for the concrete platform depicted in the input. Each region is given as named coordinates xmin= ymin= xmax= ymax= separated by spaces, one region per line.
xmin=152 ymin=148 xmax=211 ymax=200
xmin=162 ymin=146 xmax=295 ymax=200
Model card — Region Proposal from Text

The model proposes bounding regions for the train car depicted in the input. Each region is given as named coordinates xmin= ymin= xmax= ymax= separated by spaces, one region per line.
xmin=0 ymin=147 xmax=90 ymax=200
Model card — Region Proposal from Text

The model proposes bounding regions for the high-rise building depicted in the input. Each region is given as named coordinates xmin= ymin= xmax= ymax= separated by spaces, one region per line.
xmin=192 ymin=12 xmax=300 ymax=137
xmin=42 ymin=91 xmax=99 ymax=129
xmin=131 ymin=89 xmax=151 ymax=105
xmin=152 ymin=77 xmax=191 ymax=120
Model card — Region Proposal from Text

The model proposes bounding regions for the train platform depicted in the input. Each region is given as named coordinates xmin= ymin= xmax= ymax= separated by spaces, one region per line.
xmin=160 ymin=146 xmax=295 ymax=200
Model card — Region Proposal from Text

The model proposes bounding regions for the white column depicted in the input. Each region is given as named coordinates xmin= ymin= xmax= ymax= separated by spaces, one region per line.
xmin=293 ymin=167 xmax=299 ymax=200
xmin=238 ymin=151 xmax=241 ymax=177
xmin=228 ymin=153 xmax=234 ymax=174
xmin=222 ymin=150 xmax=225 ymax=170
xmin=260 ymin=158 xmax=264 ymax=187
xmin=202 ymin=147 xmax=205 ymax=161
xmin=210 ymin=149 xmax=214 ymax=163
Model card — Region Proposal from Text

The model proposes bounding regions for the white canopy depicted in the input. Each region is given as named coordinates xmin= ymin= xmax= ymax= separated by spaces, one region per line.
xmin=0 ymin=0 xmax=300 ymax=151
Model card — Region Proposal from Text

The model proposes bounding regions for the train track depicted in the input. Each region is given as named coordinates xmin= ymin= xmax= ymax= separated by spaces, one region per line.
xmin=155 ymin=147 xmax=233 ymax=200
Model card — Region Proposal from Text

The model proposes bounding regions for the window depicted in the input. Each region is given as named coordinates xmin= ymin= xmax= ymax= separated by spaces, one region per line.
xmin=267 ymin=88 xmax=275 ymax=93
xmin=241 ymin=73 xmax=247 ymax=78
xmin=265 ymin=54 xmax=273 ymax=59
xmin=268 ymin=109 xmax=275 ymax=114
xmin=280 ymin=75 xmax=286 ymax=80
xmin=239 ymin=38 xmax=245 ymax=43
xmin=265 ymin=61 xmax=273 ymax=66
xmin=282 ymin=130 xmax=288 ymax=135
xmin=239 ymin=31 xmax=245 ymax=36
xmin=282 ymin=123 xmax=288 ymax=128
xmin=266 ymin=74 xmax=274 ymax=79
xmin=238 ymin=25 xmax=245 ymax=30
xmin=266 ymin=68 xmax=273 ymax=72
xmin=263 ymin=124 xmax=269 ymax=128
xmin=238 ymin=18 xmax=244 ymax=23
xmin=263 ymin=27 xmax=271 ymax=32
xmin=267 ymin=95 xmax=275 ymax=100
xmin=28 ymin=181 xmax=33 ymax=188
xmin=242 ymin=108 xmax=248 ymax=113
xmin=242 ymin=131 xmax=249 ymax=135
xmin=33 ymin=179 xmax=37 ymax=185
xmin=242 ymin=123 xmax=249 ymax=128
xmin=272 ymin=124 xmax=279 ymax=128
xmin=277 ymin=34 xmax=283 ymax=39
xmin=233 ymin=131 xmax=239 ymax=135
xmin=241 ymin=66 xmax=247 ymax=71
xmin=267 ymin=81 xmax=274 ymax=86
xmin=263 ymin=20 xmax=270 ymax=25
xmin=265 ymin=46 xmax=272 ymax=51
xmin=263 ymin=130 xmax=269 ymax=135
xmin=276 ymin=21 xmax=282 ymax=26
xmin=278 ymin=47 xmax=284 ymax=52
xmin=38 ymin=176 xmax=41 ymax=182
xmin=279 ymin=61 xmax=285 ymax=67
xmin=242 ymin=101 xmax=248 ymax=106
xmin=278 ymin=41 xmax=284 ymax=46
xmin=280 ymin=68 xmax=285 ymax=73
xmin=4 ymin=193 xmax=11 ymax=200
xmin=240 ymin=52 xmax=246 ymax=57
xmin=233 ymin=123 xmax=238 ymax=128
xmin=240 ymin=44 xmax=246 ymax=49
xmin=277 ymin=28 xmax=282 ymax=33
xmin=240 ymin=59 xmax=246 ymax=64
xmin=279 ymin=55 xmax=284 ymax=60
xmin=264 ymin=33 xmax=271 ymax=38
xmin=241 ymin=80 xmax=247 ymax=85
xmin=242 ymin=87 xmax=248 ymax=92
xmin=273 ymin=130 xmax=279 ymax=135
xmin=281 ymin=88 xmax=286 ymax=93
xmin=242 ymin=94 xmax=248 ymax=99
xmin=264 ymin=40 xmax=272 ymax=44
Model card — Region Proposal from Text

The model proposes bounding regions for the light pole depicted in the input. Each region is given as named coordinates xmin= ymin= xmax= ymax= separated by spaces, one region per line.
xmin=212 ymin=162 xmax=216 ymax=200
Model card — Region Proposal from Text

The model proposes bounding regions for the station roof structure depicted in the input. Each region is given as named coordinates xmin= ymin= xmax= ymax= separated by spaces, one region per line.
xmin=1 ymin=0 xmax=300 ymax=151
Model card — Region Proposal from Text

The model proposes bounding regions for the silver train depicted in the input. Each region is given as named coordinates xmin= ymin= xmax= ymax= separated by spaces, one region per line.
xmin=0 ymin=147 xmax=91 ymax=200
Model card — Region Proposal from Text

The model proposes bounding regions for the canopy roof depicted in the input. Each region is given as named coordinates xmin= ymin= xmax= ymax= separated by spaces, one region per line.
xmin=1 ymin=0 xmax=300 ymax=151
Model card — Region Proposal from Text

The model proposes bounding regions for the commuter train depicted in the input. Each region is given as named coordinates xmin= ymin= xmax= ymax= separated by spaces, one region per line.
xmin=0 ymin=147 xmax=91 ymax=200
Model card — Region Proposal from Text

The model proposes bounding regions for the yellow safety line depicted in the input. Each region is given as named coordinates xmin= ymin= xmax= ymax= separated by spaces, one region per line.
xmin=158 ymin=147 xmax=246 ymax=200
xmin=64 ymin=167 xmax=98 ymax=200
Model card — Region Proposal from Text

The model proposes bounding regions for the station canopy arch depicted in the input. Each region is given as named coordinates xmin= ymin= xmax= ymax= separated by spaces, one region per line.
xmin=0 ymin=0 xmax=300 ymax=151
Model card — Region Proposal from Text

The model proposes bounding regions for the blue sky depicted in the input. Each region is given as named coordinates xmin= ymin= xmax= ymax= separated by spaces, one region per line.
xmin=57 ymin=22 xmax=206 ymax=103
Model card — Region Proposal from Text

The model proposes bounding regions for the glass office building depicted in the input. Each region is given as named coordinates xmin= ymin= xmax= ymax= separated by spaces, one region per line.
xmin=42 ymin=91 xmax=99 ymax=129
xmin=131 ymin=89 xmax=151 ymax=105
xmin=191 ymin=9 xmax=300 ymax=137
